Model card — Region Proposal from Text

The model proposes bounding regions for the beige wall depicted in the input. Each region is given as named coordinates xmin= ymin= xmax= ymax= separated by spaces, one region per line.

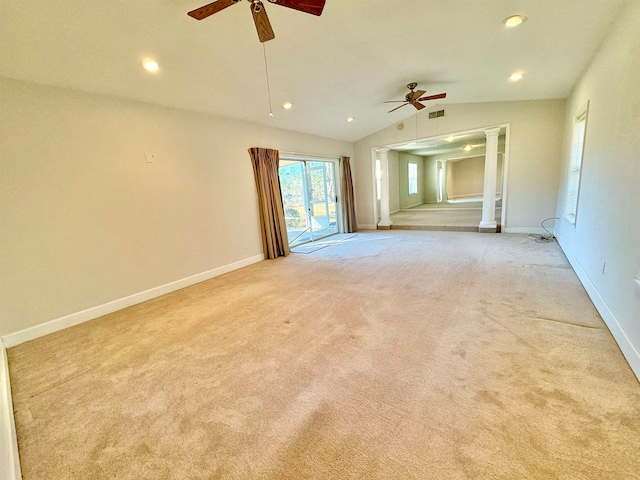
xmin=554 ymin=0 xmax=640 ymax=377
xmin=354 ymin=100 xmax=566 ymax=230
xmin=447 ymin=156 xmax=485 ymax=200
xmin=387 ymin=150 xmax=400 ymax=214
xmin=0 ymin=78 xmax=353 ymax=336
xmin=423 ymin=157 xmax=438 ymax=204
xmin=446 ymin=154 xmax=503 ymax=200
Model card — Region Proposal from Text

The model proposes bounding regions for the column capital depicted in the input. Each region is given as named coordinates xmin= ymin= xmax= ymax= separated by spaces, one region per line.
xmin=376 ymin=147 xmax=390 ymax=155
xmin=484 ymin=127 xmax=501 ymax=137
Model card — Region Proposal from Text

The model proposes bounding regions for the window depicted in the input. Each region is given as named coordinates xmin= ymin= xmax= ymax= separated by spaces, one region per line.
xmin=408 ymin=162 xmax=418 ymax=195
xmin=375 ymin=159 xmax=382 ymax=201
xmin=564 ymin=103 xmax=589 ymax=224
xmin=437 ymin=161 xmax=444 ymax=203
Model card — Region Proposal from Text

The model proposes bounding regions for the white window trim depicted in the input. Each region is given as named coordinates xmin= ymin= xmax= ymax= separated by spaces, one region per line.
xmin=408 ymin=162 xmax=418 ymax=195
xmin=564 ymin=101 xmax=589 ymax=226
xmin=375 ymin=159 xmax=382 ymax=201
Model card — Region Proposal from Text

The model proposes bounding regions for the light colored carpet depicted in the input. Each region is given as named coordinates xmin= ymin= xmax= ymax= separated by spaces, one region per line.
xmin=290 ymin=234 xmax=358 ymax=254
xmin=8 ymin=231 xmax=640 ymax=479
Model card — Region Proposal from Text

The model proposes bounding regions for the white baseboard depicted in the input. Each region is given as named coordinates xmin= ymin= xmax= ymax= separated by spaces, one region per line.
xmin=556 ymin=232 xmax=640 ymax=381
xmin=1 ymin=255 xmax=264 ymax=348
xmin=0 ymin=339 xmax=21 ymax=480
xmin=357 ymin=224 xmax=377 ymax=230
xmin=503 ymin=227 xmax=550 ymax=235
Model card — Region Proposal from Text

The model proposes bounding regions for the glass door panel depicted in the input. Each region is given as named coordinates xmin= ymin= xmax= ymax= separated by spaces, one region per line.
xmin=279 ymin=159 xmax=340 ymax=247
xmin=280 ymin=161 xmax=312 ymax=245
xmin=307 ymin=161 xmax=338 ymax=241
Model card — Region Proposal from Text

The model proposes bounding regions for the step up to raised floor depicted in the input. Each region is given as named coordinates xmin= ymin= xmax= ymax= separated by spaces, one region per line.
xmin=389 ymin=224 xmax=502 ymax=233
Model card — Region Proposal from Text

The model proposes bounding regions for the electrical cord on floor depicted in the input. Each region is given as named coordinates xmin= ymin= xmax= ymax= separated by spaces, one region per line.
xmin=527 ymin=217 xmax=559 ymax=243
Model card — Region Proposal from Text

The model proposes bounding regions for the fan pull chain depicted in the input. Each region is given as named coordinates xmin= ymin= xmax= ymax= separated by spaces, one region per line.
xmin=262 ymin=43 xmax=274 ymax=117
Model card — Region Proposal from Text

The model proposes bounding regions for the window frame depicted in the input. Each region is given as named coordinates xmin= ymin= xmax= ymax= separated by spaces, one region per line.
xmin=564 ymin=101 xmax=589 ymax=226
xmin=375 ymin=159 xmax=382 ymax=201
xmin=408 ymin=162 xmax=418 ymax=195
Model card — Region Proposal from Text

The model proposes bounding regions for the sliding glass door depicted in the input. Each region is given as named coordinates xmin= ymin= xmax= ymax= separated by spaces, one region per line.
xmin=279 ymin=158 xmax=339 ymax=247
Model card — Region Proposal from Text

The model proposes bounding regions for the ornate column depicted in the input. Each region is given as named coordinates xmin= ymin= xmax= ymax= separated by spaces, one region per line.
xmin=377 ymin=147 xmax=392 ymax=229
xmin=479 ymin=127 xmax=501 ymax=233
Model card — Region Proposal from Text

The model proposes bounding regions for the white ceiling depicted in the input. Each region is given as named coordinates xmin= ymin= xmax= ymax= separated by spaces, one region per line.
xmin=392 ymin=130 xmax=491 ymax=157
xmin=0 ymin=0 xmax=624 ymax=142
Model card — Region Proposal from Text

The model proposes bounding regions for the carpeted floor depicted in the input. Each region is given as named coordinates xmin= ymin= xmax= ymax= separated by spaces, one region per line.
xmin=8 ymin=231 xmax=640 ymax=479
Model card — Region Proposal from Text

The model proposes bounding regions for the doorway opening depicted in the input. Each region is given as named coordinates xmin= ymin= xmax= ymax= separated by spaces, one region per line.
xmin=372 ymin=125 xmax=509 ymax=232
xmin=279 ymin=157 xmax=340 ymax=247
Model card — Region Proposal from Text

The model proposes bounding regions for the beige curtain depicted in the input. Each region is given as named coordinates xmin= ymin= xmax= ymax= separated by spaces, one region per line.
xmin=340 ymin=156 xmax=358 ymax=233
xmin=248 ymin=148 xmax=290 ymax=259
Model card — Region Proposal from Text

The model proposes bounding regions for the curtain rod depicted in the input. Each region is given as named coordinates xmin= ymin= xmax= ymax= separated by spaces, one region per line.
xmin=279 ymin=151 xmax=343 ymax=161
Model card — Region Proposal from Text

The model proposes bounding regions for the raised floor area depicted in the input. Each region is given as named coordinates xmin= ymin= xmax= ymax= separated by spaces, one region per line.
xmin=389 ymin=201 xmax=502 ymax=232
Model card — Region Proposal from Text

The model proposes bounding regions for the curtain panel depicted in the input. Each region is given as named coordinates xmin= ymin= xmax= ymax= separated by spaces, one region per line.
xmin=248 ymin=148 xmax=290 ymax=259
xmin=340 ymin=156 xmax=358 ymax=233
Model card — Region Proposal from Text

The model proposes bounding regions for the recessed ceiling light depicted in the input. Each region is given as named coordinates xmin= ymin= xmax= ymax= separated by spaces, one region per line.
xmin=445 ymin=136 xmax=455 ymax=142
xmin=141 ymin=59 xmax=159 ymax=72
xmin=504 ymin=15 xmax=527 ymax=27
xmin=346 ymin=116 xmax=355 ymax=123
xmin=463 ymin=145 xmax=473 ymax=151
xmin=282 ymin=102 xmax=293 ymax=110
xmin=509 ymin=72 xmax=524 ymax=81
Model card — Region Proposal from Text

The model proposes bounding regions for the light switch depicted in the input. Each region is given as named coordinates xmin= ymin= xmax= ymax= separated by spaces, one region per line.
xmin=145 ymin=153 xmax=154 ymax=163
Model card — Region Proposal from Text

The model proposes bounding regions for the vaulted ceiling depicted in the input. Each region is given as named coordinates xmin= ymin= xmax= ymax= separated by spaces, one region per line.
xmin=0 ymin=0 xmax=625 ymax=142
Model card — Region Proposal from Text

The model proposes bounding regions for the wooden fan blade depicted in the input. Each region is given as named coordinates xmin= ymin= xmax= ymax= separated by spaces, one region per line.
xmin=417 ymin=93 xmax=447 ymax=101
xmin=413 ymin=102 xmax=426 ymax=110
xmin=408 ymin=90 xmax=426 ymax=101
xmin=251 ymin=1 xmax=276 ymax=42
xmin=384 ymin=100 xmax=407 ymax=103
xmin=188 ymin=0 xmax=239 ymax=20
xmin=270 ymin=0 xmax=326 ymax=16
xmin=388 ymin=103 xmax=409 ymax=113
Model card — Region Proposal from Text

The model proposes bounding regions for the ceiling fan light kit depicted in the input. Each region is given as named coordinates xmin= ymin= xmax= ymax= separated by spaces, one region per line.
xmin=188 ymin=0 xmax=327 ymax=43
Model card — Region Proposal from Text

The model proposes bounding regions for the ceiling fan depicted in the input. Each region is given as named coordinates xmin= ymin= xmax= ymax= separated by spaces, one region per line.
xmin=385 ymin=83 xmax=447 ymax=113
xmin=188 ymin=0 xmax=326 ymax=43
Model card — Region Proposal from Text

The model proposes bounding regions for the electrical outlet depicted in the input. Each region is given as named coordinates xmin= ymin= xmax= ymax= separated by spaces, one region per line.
xmin=243 ymin=241 xmax=248 ymax=249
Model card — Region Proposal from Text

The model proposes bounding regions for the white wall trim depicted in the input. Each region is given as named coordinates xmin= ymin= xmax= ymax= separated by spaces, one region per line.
xmin=1 ymin=255 xmax=264 ymax=348
xmin=556 ymin=232 xmax=640 ymax=381
xmin=503 ymin=227 xmax=550 ymax=235
xmin=0 ymin=339 xmax=21 ymax=480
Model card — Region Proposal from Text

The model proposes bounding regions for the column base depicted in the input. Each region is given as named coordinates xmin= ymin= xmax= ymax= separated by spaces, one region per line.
xmin=479 ymin=220 xmax=497 ymax=233
xmin=377 ymin=221 xmax=393 ymax=230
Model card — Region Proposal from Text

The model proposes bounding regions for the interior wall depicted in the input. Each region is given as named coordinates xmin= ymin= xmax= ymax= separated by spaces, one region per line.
xmin=554 ymin=0 xmax=640 ymax=377
xmin=353 ymin=100 xmax=566 ymax=230
xmin=447 ymin=156 xmax=486 ymax=200
xmin=397 ymin=153 xmax=425 ymax=209
xmin=0 ymin=78 xmax=353 ymax=336
xmin=446 ymin=155 xmax=504 ymax=200
xmin=423 ymin=157 xmax=438 ymax=204
xmin=387 ymin=150 xmax=400 ymax=214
